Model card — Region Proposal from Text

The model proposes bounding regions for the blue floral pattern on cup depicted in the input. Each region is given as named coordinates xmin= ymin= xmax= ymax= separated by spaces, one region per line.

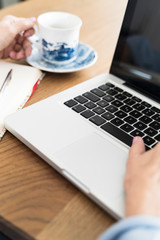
xmin=42 ymin=39 xmax=77 ymax=63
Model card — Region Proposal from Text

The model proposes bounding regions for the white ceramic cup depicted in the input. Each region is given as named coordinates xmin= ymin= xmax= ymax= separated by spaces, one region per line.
xmin=36 ymin=11 xmax=82 ymax=64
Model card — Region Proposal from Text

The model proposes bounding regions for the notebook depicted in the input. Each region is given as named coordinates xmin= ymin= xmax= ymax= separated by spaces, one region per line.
xmin=4 ymin=0 xmax=160 ymax=219
xmin=0 ymin=61 xmax=44 ymax=139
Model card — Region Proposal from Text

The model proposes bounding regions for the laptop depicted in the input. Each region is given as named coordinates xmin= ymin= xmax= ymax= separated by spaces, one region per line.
xmin=4 ymin=0 xmax=160 ymax=219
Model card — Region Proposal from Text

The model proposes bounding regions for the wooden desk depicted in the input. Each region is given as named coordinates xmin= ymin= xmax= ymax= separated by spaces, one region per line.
xmin=0 ymin=0 xmax=127 ymax=239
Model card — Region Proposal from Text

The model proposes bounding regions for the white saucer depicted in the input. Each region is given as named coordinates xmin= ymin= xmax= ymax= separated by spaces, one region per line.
xmin=27 ymin=42 xmax=97 ymax=73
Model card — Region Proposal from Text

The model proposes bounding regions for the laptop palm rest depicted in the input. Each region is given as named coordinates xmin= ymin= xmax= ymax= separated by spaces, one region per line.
xmin=55 ymin=132 xmax=128 ymax=203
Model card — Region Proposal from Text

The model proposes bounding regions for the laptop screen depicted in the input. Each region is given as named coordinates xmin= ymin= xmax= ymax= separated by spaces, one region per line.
xmin=110 ymin=0 xmax=160 ymax=102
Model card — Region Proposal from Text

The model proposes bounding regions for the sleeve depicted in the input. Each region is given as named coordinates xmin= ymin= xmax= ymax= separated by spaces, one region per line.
xmin=98 ymin=215 xmax=160 ymax=240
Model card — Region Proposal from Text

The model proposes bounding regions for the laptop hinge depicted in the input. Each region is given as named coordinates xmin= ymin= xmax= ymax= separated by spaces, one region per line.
xmin=123 ymin=82 xmax=160 ymax=104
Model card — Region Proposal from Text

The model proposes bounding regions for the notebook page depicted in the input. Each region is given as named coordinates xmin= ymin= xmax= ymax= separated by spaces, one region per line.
xmin=0 ymin=61 xmax=43 ymax=138
xmin=0 ymin=67 xmax=12 ymax=89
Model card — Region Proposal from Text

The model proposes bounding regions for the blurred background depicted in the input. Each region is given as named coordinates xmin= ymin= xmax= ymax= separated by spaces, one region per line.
xmin=0 ymin=0 xmax=25 ymax=8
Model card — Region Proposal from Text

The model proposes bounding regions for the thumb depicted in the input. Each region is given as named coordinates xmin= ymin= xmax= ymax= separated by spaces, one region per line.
xmin=12 ymin=17 xmax=36 ymax=33
xmin=129 ymin=136 xmax=146 ymax=160
xmin=2 ymin=15 xmax=36 ymax=35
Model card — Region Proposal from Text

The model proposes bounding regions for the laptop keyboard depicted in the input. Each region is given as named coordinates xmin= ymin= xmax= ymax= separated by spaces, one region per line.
xmin=64 ymin=82 xmax=160 ymax=150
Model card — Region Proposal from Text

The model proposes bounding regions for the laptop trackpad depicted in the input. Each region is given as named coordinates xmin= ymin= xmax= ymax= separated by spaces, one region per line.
xmin=55 ymin=132 xmax=128 ymax=200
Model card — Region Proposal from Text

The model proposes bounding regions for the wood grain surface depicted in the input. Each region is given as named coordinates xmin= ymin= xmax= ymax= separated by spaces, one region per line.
xmin=0 ymin=0 xmax=127 ymax=239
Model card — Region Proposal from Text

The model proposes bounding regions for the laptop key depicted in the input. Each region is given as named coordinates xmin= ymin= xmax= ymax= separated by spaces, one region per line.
xmin=139 ymin=116 xmax=152 ymax=124
xmin=93 ymin=107 xmax=105 ymax=115
xmin=115 ymin=94 xmax=127 ymax=101
xmin=149 ymin=121 xmax=160 ymax=130
xmin=101 ymin=122 xmax=133 ymax=147
xmin=152 ymin=114 xmax=160 ymax=122
xmin=81 ymin=110 xmax=95 ymax=119
xmin=155 ymin=134 xmax=160 ymax=141
xmin=133 ymin=103 xmax=145 ymax=111
xmin=143 ymin=136 xmax=155 ymax=146
xmin=123 ymin=91 xmax=132 ymax=97
xmin=111 ymin=118 xmax=124 ymax=126
xmin=106 ymin=82 xmax=115 ymax=87
xmin=106 ymin=105 xmax=118 ymax=113
xmin=97 ymin=100 xmax=109 ymax=107
xmin=64 ymin=99 xmax=77 ymax=107
xmin=124 ymin=116 xmax=137 ymax=124
xmin=101 ymin=112 xmax=114 ymax=120
xmin=120 ymin=123 xmax=134 ymax=133
xmin=112 ymin=100 xmax=124 ymax=107
xmin=120 ymin=105 xmax=132 ymax=113
xmin=74 ymin=95 xmax=88 ymax=104
xmin=91 ymin=88 xmax=105 ymax=97
xmin=130 ymin=129 xmax=144 ymax=137
xmin=144 ymin=127 xmax=158 ymax=137
xmin=84 ymin=101 xmax=97 ymax=109
xmin=133 ymin=121 xmax=147 ymax=131
xmin=151 ymin=106 xmax=160 ymax=113
xmin=115 ymin=110 xmax=127 ymax=119
xmin=132 ymin=96 xmax=142 ymax=102
xmin=141 ymin=101 xmax=151 ymax=108
xmin=106 ymin=89 xmax=118 ymax=96
xmin=114 ymin=87 xmax=123 ymax=92
xmin=130 ymin=110 xmax=142 ymax=118
xmin=83 ymin=92 xmax=100 ymax=102
xmin=89 ymin=115 xmax=106 ymax=126
xmin=124 ymin=99 xmax=136 ymax=106
xmin=72 ymin=105 xmax=86 ymax=113
xmin=142 ymin=109 xmax=155 ymax=117
xmin=98 ymin=84 xmax=110 ymax=91
xmin=103 ymin=95 xmax=114 ymax=102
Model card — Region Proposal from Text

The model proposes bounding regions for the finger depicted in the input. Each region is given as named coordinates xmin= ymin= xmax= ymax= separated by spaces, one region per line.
xmin=24 ymin=45 xmax=32 ymax=57
xmin=23 ymin=28 xmax=35 ymax=37
xmin=2 ymin=44 xmax=14 ymax=58
xmin=129 ymin=136 xmax=146 ymax=160
xmin=0 ymin=40 xmax=16 ymax=59
xmin=14 ymin=17 xmax=36 ymax=33
xmin=151 ymin=142 xmax=160 ymax=160
xmin=22 ymin=38 xmax=32 ymax=57
xmin=153 ymin=142 xmax=160 ymax=149
xmin=1 ymin=49 xmax=8 ymax=59
xmin=9 ymin=51 xmax=16 ymax=59
xmin=16 ymin=51 xmax=25 ymax=59
xmin=14 ymin=43 xmax=22 ymax=52
xmin=3 ymin=49 xmax=10 ymax=58
xmin=0 ymin=16 xmax=36 ymax=51
xmin=9 ymin=50 xmax=25 ymax=60
xmin=0 ymin=51 xmax=3 ymax=59
xmin=16 ymin=34 xmax=24 ymax=45
xmin=3 ymin=15 xmax=36 ymax=35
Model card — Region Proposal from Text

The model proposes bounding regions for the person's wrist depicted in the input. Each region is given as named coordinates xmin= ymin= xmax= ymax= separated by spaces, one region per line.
xmin=125 ymin=184 xmax=159 ymax=217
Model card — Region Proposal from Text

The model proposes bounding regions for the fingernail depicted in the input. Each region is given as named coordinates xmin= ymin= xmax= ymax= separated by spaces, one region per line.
xmin=24 ymin=33 xmax=30 ymax=37
xmin=29 ymin=17 xmax=36 ymax=23
xmin=10 ymin=52 xmax=16 ymax=58
xmin=132 ymin=136 xmax=139 ymax=144
xmin=18 ymin=52 xmax=24 ymax=59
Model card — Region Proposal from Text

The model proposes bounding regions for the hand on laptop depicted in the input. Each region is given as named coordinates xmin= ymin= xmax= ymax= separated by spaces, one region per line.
xmin=125 ymin=136 xmax=160 ymax=217
xmin=0 ymin=15 xmax=36 ymax=60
